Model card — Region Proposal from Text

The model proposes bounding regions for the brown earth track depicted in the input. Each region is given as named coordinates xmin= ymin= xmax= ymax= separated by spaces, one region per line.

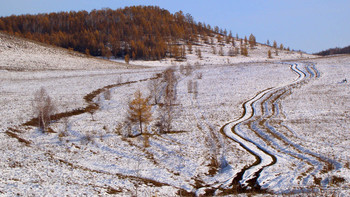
xmin=22 ymin=74 xmax=160 ymax=128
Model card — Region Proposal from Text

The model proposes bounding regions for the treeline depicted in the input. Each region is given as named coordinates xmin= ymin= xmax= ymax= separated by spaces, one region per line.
xmin=0 ymin=6 xmax=219 ymax=60
xmin=315 ymin=45 xmax=350 ymax=56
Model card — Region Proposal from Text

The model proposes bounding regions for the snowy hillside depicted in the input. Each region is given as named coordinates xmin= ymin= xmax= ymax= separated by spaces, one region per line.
xmin=0 ymin=32 xmax=128 ymax=71
xmin=128 ymin=36 xmax=317 ymax=67
xmin=0 ymin=32 xmax=349 ymax=196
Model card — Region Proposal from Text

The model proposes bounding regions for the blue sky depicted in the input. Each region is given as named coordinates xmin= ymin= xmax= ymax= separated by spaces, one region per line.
xmin=1 ymin=0 xmax=349 ymax=53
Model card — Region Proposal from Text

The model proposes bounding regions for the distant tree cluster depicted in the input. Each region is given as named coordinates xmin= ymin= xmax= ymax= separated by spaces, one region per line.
xmin=316 ymin=45 xmax=350 ymax=56
xmin=0 ymin=6 xmax=214 ymax=60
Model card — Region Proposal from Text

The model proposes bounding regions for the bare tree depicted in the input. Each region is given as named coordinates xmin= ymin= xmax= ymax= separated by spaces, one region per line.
xmin=86 ymin=103 xmax=99 ymax=121
xmin=196 ymin=48 xmax=202 ymax=59
xmin=193 ymin=81 xmax=199 ymax=99
xmin=179 ymin=64 xmax=185 ymax=75
xmin=212 ymin=46 xmax=217 ymax=55
xmin=163 ymin=68 xmax=177 ymax=106
xmin=156 ymin=104 xmax=174 ymax=134
xmin=154 ymin=68 xmax=179 ymax=133
xmin=185 ymin=63 xmax=193 ymax=76
xmin=187 ymin=80 xmax=193 ymax=93
xmin=148 ymin=76 xmax=162 ymax=105
xmin=235 ymin=47 xmax=239 ymax=56
xmin=181 ymin=45 xmax=186 ymax=59
xmin=32 ymin=87 xmax=56 ymax=132
xmin=219 ymin=46 xmax=224 ymax=56
xmin=228 ymin=47 xmax=235 ymax=57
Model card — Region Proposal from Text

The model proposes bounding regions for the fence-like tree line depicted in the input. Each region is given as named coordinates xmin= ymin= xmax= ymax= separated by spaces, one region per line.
xmin=0 ymin=6 xmax=216 ymax=60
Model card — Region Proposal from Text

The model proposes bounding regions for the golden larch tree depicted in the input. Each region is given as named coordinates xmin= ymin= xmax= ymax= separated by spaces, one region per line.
xmin=249 ymin=33 xmax=256 ymax=48
xmin=125 ymin=54 xmax=130 ymax=64
xmin=268 ymin=50 xmax=272 ymax=58
xmin=273 ymin=40 xmax=277 ymax=49
xmin=127 ymin=90 xmax=152 ymax=134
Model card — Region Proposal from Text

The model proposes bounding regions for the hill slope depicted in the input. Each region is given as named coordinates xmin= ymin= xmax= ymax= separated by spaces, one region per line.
xmin=0 ymin=6 xmax=212 ymax=60
xmin=0 ymin=32 xmax=127 ymax=71
xmin=0 ymin=6 xmax=316 ymax=63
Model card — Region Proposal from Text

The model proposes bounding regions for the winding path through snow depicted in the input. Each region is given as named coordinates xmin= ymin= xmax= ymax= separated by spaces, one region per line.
xmin=217 ymin=63 xmax=340 ymax=194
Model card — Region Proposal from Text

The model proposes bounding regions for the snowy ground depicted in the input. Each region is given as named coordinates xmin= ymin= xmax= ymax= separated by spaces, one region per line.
xmin=0 ymin=32 xmax=129 ymax=71
xmin=0 ymin=33 xmax=349 ymax=196
xmin=112 ymin=35 xmax=316 ymax=67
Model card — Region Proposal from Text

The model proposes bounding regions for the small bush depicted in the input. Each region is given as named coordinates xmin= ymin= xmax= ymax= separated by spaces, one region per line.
xmin=81 ymin=133 xmax=95 ymax=145
xmin=104 ymin=90 xmax=112 ymax=100
xmin=331 ymin=176 xmax=346 ymax=185
xmin=196 ymin=72 xmax=203 ymax=80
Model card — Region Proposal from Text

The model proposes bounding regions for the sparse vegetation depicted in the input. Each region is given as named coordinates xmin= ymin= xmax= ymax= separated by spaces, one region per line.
xmin=196 ymin=48 xmax=202 ymax=59
xmin=148 ymin=76 xmax=162 ymax=105
xmin=163 ymin=68 xmax=178 ymax=106
xmin=0 ymin=5 xmax=347 ymax=197
xmin=103 ymin=90 xmax=112 ymax=100
xmin=32 ymin=87 xmax=56 ymax=132
xmin=241 ymin=46 xmax=248 ymax=56
xmin=219 ymin=46 xmax=224 ymax=56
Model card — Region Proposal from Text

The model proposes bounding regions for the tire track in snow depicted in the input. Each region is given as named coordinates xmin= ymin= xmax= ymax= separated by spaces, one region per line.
xmin=217 ymin=64 xmax=312 ymax=193
xmin=251 ymin=63 xmax=341 ymax=193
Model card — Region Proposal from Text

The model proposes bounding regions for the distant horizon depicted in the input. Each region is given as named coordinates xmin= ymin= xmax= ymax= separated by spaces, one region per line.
xmin=1 ymin=0 xmax=349 ymax=54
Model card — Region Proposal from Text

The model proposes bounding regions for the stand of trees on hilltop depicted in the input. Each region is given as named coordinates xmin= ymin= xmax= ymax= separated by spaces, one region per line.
xmin=315 ymin=45 xmax=350 ymax=56
xmin=0 ymin=6 xmax=218 ymax=60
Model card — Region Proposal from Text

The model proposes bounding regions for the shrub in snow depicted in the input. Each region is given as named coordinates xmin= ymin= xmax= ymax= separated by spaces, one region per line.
xmin=104 ymin=90 xmax=112 ymax=100
xmin=81 ymin=133 xmax=95 ymax=145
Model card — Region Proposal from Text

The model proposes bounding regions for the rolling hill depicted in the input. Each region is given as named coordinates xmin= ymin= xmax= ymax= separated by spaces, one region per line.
xmin=0 ymin=6 xmax=213 ymax=60
xmin=0 ymin=6 xmax=315 ymax=63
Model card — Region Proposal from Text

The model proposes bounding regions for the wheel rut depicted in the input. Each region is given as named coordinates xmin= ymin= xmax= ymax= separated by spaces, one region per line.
xmin=215 ymin=63 xmax=340 ymax=195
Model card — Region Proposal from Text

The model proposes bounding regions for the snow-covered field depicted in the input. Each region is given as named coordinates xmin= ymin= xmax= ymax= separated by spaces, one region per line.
xmin=1 ymin=33 xmax=349 ymax=196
